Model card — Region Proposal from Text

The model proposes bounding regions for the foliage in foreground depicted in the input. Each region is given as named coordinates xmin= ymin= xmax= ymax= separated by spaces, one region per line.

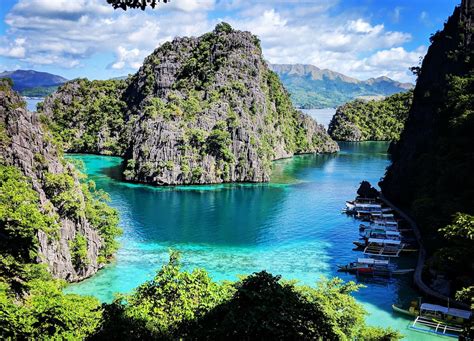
xmin=0 ymin=251 xmax=404 ymax=340
xmin=94 ymin=251 xmax=401 ymax=340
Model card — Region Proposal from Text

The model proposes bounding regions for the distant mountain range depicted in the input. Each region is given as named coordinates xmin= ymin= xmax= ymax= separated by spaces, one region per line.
xmin=270 ymin=64 xmax=413 ymax=109
xmin=0 ymin=70 xmax=68 ymax=97
xmin=0 ymin=67 xmax=413 ymax=106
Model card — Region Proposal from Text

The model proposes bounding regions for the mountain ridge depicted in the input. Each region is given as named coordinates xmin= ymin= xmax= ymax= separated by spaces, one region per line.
xmin=0 ymin=69 xmax=68 ymax=96
xmin=270 ymin=63 xmax=413 ymax=108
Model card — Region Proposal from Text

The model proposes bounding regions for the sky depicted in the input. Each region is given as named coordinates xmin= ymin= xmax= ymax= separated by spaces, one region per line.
xmin=0 ymin=0 xmax=461 ymax=83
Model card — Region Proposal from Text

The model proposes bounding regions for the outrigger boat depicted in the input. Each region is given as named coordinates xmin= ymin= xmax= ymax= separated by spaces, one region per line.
xmin=410 ymin=303 xmax=472 ymax=338
xmin=337 ymin=258 xmax=414 ymax=276
xmin=392 ymin=301 xmax=419 ymax=317
xmin=353 ymin=238 xmax=418 ymax=256
xmin=359 ymin=223 xmax=400 ymax=232
xmin=360 ymin=229 xmax=401 ymax=240
xmin=371 ymin=218 xmax=398 ymax=227
xmin=370 ymin=212 xmax=394 ymax=219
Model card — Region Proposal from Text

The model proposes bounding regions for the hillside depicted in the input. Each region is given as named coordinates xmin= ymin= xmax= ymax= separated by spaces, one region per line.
xmin=328 ymin=91 xmax=413 ymax=141
xmin=41 ymin=23 xmax=338 ymax=186
xmin=0 ymin=69 xmax=67 ymax=96
xmin=270 ymin=63 xmax=413 ymax=109
xmin=0 ymin=78 xmax=121 ymax=283
xmin=381 ymin=0 xmax=474 ymax=303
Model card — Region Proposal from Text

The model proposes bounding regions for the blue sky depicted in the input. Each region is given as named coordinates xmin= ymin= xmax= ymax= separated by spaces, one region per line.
xmin=0 ymin=0 xmax=460 ymax=82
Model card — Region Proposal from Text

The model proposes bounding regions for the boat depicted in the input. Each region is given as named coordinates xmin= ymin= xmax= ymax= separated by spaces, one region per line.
xmin=363 ymin=238 xmax=405 ymax=257
xmin=410 ymin=303 xmax=472 ymax=338
xmin=360 ymin=229 xmax=401 ymax=240
xmin=392 ymin=302 xmax=419 ymax=317
xmin=371 ymin=218 xmax=398 ymax=227
xmin=370 ymin=212 xmax=395 ymax=219
xmin=359 ymin=223 xmax=400 ymax=232
xmin=337 ymin=258 xmax=414 ymax=276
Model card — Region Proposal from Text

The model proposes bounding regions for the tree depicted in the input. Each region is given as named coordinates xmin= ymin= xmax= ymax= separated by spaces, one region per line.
xmin=357 ymin=181 xmax=379 ymax=199
xmin=106 ymin=0 xmax=170 ymax=11
xmin=95 ymin=252 xmax=401 ymax=340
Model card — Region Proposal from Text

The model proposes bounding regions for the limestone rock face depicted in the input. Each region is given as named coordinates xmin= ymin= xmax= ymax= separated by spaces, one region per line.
xmin=327 ymin=107 xmax=362 ymax=142
xmin=381 ymin=1 xmax=474 ymax=206
xmin=0 ymin=80 xmax=103 ymax=281
xmin=122 ymin=24 xmax=339 ymax=185
xmin=41 ymin=24 xmax=338 ymax=186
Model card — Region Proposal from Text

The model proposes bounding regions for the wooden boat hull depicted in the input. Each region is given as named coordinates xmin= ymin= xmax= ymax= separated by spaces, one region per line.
xmin=338 ymin=266 xmax=414 ymax=276
xmin=353 ymin=241 xmax=418 ymax=253
xmin=392 ymin=304 xmax=418 ymax=317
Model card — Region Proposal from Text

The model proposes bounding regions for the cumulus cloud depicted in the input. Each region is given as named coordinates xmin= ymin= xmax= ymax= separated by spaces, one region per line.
xmin=0 ymin=37 xmax=26 ymax=58
xmin=110 ymin=46 xmax=144 ymax=70
xmin=0 ymin=0 xmax=425 ymax=82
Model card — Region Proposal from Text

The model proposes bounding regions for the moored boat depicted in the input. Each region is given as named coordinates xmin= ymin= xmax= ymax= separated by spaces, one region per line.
xmin=410 ymin=303 xmax=472 ymax=338
xmin=337 ymin=258 xmax=414 ymax=276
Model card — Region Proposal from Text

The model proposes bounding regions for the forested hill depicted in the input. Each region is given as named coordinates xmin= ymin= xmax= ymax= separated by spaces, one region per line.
xmin=381 ymin=0 xmax=474 ymax=304
xmin=327 ymin=91 xmax=413 ymax=141
xmin=0 ymin=70 xmax=67 ymax=97
xmin=41 ymin=23 xmax=338 ymax=187
xmin=270 ymin=63 xmax=413 ymax=109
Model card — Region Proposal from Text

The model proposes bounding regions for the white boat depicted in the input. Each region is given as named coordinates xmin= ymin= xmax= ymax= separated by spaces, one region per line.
xmin=370 ymin=213 xmax=395 ymax=219
xmin=410 ymin=303 xmax=472 ymax=338
xmin=337 ymin=258 xmax=414 ymax=276
xmin=361 ymin=229 xmax=401 ymax=240
xmin=359 ymin=223 xmax=399 ymax=232
xmin=372 ymin=218 xmax=398 ymax=227
xmin=363 ymin=238 xmax=404 ymax=257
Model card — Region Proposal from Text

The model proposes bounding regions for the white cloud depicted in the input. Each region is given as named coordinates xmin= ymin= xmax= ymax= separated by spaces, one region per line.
xmin=111 ymin=46 xmax=143 ymax=70
xmin=0 ymin=37 xmax=26 ymax=58
xmin=0 ymin=0 xmax=424 ymax=82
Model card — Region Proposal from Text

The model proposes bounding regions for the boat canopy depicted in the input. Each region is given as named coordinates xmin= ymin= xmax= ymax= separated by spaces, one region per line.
xmin=447 ymin=308 xmax=472 ymax=319
xmin=368 ymin=238 xmax=401 ymax=245
xmin=420 ymin=303 xmax=472 ymax=319
xmin=357 ymin=258 xmax=389 ymax=265
xmin=355 ymin=203 xmax=382 ymax=209
xmin=367 ymin=230 xmax=400 ymax=236
xmin=420 ymin=303 xmax=449 ymax=314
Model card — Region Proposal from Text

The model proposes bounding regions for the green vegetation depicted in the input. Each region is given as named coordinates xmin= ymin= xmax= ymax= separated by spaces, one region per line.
xmin=94 ymin=252 xmax=401 ymax=340
xmin=381 ymin=2 xmax=474 ymax=313
xmin=328 ymin=91 xmax=413 ymax=141
xmin=69 ymin=233 xmax=89 ymax=267
xmin=0 ymin=274 xmax=103 ymax=339
xmin=397 ymin=73 xmax=474 ymax=302
xmin=272 ymin=65 xmax=413 ymax=109
xmin=1 ymin=249 xmax=401 ymax=340
xmin=42 ymin=79 xmax=128 ymax=155
xmin=0 ymin=166 xmax=58 ymax=278
xmin=20 ymin=85 xmax=59 ymax=97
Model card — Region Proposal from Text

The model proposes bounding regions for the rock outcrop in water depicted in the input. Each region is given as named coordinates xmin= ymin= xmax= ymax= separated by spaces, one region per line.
xmin=0 ymin=79 xmax=120 ymax=282
xmin=41 ymin=23 xmax=338 ymax=186
xmin=328 ymin=91 xmax=412 ymax=142
xmin=380 ymin=0 xmax=474 ymax=299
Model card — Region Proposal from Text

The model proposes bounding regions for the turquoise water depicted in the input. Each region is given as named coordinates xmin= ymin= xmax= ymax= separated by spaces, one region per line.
xmin=65 ymin=143 xmax=449 ymax=340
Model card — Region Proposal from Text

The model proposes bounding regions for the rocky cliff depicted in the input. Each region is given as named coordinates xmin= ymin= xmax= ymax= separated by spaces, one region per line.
xmin=381 ymin=1 xmax=473 ymax=215
xmin=42 ymin=23 xmax=338 ymax=186
xmin=0 ymin=79 xmax=120 ymax=282
xmin=380 ymin=0 xmax=474 ymax=298
xmin=328 ymin=91 xmax=412 ymax=141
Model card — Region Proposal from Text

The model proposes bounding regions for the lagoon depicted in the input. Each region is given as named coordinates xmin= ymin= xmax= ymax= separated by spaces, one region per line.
xmin=65 ymin=143 xmax=448 ymax=340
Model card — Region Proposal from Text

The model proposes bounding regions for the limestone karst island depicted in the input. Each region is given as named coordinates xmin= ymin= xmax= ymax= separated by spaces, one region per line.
xmin=0 ymin=0 xmax=473 ymax=339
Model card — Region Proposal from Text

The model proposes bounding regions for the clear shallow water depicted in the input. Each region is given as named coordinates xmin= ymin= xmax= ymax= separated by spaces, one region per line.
xmin=65 ymin=143 xmax=448 ymax=340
